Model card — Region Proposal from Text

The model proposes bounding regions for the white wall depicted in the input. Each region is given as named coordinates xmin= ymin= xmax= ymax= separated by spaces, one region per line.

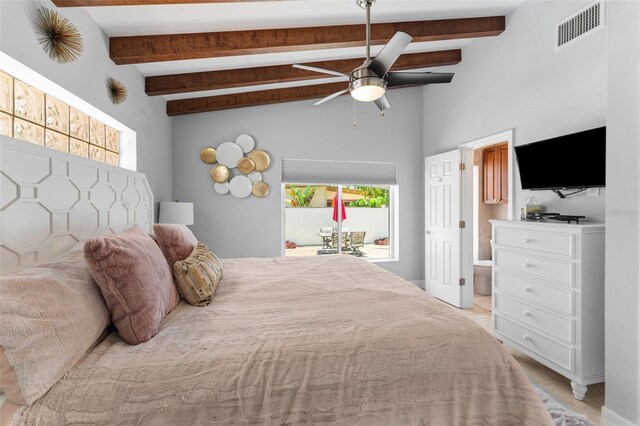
xmin=285 ymin=207 xmax=389 ymax=246
xmin=604 ymin=1 xmax=640 ymax=423
xmin=423 ymin=0 xmax=607 ymax=222
xmin=172 ymin=88 xmax=424 ymax=281
xmin=0 ymin=1 xmax=173 ymax=216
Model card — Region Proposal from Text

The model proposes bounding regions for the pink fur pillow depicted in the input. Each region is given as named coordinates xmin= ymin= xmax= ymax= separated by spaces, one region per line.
xmin=153 ymin=224 xmax=198 ymax=267
xmin=84 ymin=226 xmax=181 ymax=345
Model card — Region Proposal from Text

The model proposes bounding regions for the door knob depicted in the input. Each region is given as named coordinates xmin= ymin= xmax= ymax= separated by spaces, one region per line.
xmin=523 ymin=311 xmax=532 ymax=317
xmin=523 ymin=286 xmax=532 ymax=293
xmin=522 ymin=262 xmax=532 ymax=268
xmin=522 ymin=238 xmax=532 ymax=243
xmin=523 ymin=335 xmax=532 ymax=342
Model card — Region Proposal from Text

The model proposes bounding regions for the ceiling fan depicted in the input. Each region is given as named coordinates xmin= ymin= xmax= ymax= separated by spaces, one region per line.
xmin=293 ymin=0 xmax=454 ymax=114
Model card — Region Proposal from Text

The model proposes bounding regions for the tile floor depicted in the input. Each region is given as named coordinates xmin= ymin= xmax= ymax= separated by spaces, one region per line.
xmin=460 ymin=300 xmax=605 ymax=424
xmin=473 ymin=294 xmax=492 ymax=311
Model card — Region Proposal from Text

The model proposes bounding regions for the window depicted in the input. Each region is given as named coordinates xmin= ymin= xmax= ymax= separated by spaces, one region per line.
xmin=281 ymin=159 xmax=398 ymax=262
xmin=0 ymin=70 xmax=120 ymax=166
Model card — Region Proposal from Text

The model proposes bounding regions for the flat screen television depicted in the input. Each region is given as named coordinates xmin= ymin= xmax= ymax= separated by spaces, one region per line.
xmin=515 ymin=126 xmax=606 ymax=190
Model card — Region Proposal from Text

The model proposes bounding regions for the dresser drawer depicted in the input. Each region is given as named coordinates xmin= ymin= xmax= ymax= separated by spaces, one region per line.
xmin=493 ymin=271 xmax=573 ymax=314
xmin=494 ymin=250 xmax=574 ymax=286
xmin=495 ymin=315 xmax=573 ymax=372
xmin=494 ymin=227 xmax=575 ymax=258
xmin=494 ymin=293 xmax=573 ymax=343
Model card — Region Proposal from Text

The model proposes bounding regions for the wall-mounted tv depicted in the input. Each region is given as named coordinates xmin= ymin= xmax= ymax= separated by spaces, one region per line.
xmin=515 ymin=126 xmax=606 ymax=191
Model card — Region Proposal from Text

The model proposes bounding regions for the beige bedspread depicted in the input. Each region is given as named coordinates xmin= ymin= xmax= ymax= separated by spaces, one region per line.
xmin=15 ymin=256 xmax=551 ymax=425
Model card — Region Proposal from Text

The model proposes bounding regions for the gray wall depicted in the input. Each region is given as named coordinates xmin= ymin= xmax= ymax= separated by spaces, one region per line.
xmin=604 ymin=0 xmax=640 ymax=423
xmin=172 ymin=88 xmax=424 ymax=281
xmin=423 ymin=0 xmax=607 ymax=221
xmin=0 ymin=1 xmax=173 ymax=215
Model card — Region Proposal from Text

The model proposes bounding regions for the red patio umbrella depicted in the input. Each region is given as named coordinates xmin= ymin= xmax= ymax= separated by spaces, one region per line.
xmin=332 ymin=193 xmax=347 ymax=222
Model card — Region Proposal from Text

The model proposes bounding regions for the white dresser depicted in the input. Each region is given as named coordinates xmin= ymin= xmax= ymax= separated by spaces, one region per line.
xmin=490 ymin=220 xmax=605 ymax=400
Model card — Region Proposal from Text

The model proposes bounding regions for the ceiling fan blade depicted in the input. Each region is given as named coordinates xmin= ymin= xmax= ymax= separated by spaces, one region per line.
xmin=386 ymin=72 xmax=455 ymax=88
xmin=373 ymin=95 xmax=390 ymax=112
xmin=312 ymin=88 xmax=350 ymax=106
xmin=293 ymin=64 xmax=350 ymax=79
xmin=368 ymin=32 xmax=413 ymax=77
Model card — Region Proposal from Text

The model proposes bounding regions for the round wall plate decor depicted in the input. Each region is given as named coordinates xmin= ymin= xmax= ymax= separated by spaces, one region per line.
xmin=237 ymin=157 xmax=256 ymax=174
xmin=210 ymin=165 xmax=230 ymax=183
xmin=247 ymin=150 xmax=271 ymax=172
xmin=200 ymin=147 xmax=217 ymax=164
xmin=252 ymin=181 xmax=269 ymax=198
xmin=247 ymin=171 xmax=262 ymax=184
xmin=235 ymin=134 xmax=255 ymax=153
xmin=214 ymin=182 xmax=230 ymax=195
xmin=216 ymin=142 xmax=244 ymax=168
xmin=229 ymin=175 xmax=253 ymax=198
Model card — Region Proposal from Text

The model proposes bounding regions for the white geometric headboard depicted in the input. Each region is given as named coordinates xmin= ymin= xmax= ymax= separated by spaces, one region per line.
xmin=0 ymin=136 xmax=153 ymax=275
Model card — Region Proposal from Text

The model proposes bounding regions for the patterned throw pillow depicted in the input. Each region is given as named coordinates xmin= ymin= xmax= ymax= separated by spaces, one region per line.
xmin=173 ymin=243 xmax=223 ymax=307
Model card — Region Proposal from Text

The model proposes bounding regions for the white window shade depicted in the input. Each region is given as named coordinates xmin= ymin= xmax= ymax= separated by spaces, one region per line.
xmin=282 ymin=158 xmax=397 ymax=186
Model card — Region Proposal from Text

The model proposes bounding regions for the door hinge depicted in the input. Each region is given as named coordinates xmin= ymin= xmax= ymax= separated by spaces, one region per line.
xmin=459 ymin=278 xmax=466 ymax=286
xmin=459 ymin=162 xmax=466 ymax=171
xmin=459 ymin=220 xmax=466 ymax=228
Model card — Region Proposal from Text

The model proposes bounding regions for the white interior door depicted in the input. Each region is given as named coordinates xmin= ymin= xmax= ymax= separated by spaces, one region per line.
xmin=425 ymin=150 xmax=462 ymax=307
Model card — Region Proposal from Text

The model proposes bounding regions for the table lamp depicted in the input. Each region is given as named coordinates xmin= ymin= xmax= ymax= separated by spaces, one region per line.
xmin=158 ymin=200 xmax=194 ymax=225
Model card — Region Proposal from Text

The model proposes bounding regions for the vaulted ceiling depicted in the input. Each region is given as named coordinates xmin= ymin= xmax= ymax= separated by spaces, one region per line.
xmin=52 ymin=0 xmax=524 ymax=115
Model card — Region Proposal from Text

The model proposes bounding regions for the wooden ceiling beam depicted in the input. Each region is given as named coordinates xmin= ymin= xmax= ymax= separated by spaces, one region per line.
xmin=111 ymin=16 xmax=504 ymax=65
xmin=146 ymin=49 xmax=461 ymax=96
xmin=52 ymin=0 xmax=278 ymax=6
xmin=166 ymin=82 xmax=349 ymax=115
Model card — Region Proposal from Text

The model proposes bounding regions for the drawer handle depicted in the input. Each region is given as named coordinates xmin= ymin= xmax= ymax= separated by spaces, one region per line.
xmin=522 ymin=262 xmax=532 ymax=268
xmin=522 ymin=238 xmax=532 ymax=243
xmin=523 ymin=310 xmax=532 ymax=317
xmin=523 ymin=335 xmax=532 ymax=342
xmin=523 ymin=286 xmax=532 ymax=293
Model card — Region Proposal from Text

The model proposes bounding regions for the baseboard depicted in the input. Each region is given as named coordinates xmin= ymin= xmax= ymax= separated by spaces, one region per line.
xmin=601 ymin=406 xmax=638 ymax=426
xmin=409 ymin=280 xmax=425 ymax=290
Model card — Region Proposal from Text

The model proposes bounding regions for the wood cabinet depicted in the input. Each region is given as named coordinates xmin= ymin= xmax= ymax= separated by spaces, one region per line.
xmin=490 ymin=220 xmax=605 ymax=401
xmin=483 ymin=142 xmax=508 ymax=204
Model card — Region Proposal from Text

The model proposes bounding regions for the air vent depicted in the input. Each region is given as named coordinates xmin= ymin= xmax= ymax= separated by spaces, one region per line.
xmin=555 ymin=0 xmax=605 ymax=50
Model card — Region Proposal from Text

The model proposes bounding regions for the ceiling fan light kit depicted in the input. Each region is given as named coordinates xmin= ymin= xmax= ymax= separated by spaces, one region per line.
xmin=349 ymin=68 xmax=387 ymax=102
xmin=293 ymin=0 xmax=455 ymax=116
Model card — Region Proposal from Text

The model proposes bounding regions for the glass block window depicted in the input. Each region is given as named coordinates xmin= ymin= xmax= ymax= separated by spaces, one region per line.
xmin=0 ymin=70 xmax=120 ymax=166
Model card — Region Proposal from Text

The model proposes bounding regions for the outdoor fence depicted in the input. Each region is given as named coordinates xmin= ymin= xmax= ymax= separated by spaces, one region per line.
xmin=285 ymin=207 xmax=389 ymax=246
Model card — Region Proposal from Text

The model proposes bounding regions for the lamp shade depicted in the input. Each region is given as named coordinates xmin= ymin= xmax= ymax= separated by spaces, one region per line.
xmin=158 ymin=201 xmax=194 ymax=225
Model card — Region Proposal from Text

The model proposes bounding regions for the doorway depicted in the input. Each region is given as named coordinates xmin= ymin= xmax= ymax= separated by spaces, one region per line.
xmin=470 ymin=143 xmax=509 ymax=311
xmin=459 ymin=130 xmax=515 ymax=309
xmin=423 ymin=130 xmax=514 ymax=309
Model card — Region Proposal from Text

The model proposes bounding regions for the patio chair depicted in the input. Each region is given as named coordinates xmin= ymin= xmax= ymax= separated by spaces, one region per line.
xmin=330 ymin=232 xmax=350 ymax=251
xmin=319 ymin=227 xmax=333 ymax=249
xmin=349 ymin=231 xmax=366 ymax=256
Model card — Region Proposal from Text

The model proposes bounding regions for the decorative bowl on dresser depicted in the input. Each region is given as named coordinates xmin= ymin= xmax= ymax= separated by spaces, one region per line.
xmin=489 ymin=219 xmax=605 ymax=400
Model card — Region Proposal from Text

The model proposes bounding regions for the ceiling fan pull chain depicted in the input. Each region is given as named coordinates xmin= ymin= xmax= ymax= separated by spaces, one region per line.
xmin=353 ymin=98 xmax=357 ymax=127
